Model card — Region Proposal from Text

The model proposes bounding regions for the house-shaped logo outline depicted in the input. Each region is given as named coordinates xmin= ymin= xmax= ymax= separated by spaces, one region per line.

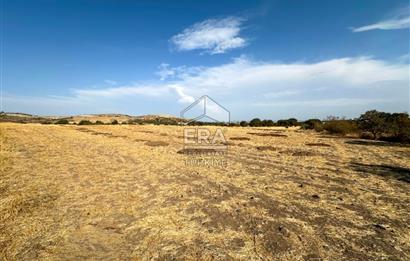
xmin=180 ymin=95 xmax=230 ymax=124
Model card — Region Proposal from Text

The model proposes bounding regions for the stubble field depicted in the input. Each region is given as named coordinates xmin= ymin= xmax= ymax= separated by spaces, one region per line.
xmin=0 ymin=123 xmax=409 ymax=260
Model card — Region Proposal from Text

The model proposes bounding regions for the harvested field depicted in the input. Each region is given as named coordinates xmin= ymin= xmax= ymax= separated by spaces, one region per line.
xmin=0 ymin=123 xmax=409 ymax=260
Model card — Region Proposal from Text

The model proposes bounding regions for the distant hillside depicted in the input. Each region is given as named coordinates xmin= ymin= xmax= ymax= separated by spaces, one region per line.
xmin=0 ymin=112 xmax=187 ymax=124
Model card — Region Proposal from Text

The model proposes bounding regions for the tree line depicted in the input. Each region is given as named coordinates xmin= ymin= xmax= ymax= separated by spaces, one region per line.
xmin=240 ymin=110 xmax=410 ymax=142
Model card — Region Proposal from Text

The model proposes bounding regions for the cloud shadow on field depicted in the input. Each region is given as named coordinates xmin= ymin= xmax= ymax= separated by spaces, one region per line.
xmin=345 ymin=140 xmax=410 ymax=148
xmin=350 ymin=162 xmax=410 ymax=183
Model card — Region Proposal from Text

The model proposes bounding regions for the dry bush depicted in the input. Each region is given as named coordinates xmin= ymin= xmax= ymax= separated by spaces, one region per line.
xmin=323 ymin=120 xmax=358 ymax=135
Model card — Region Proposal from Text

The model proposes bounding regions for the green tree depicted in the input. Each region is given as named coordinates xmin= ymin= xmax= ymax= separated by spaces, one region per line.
xmin=249 ymin=118 xmax=262 ymax=127
xmin=358 ymin=110 xmax=388 ymax=139
xmin=55 ymin=119 xmax=69 ymax=124
xmin=78 ymin=120 xmax=92 ymax=125
xmin=239 ymin=121 xmax=248 ymax=127
xmin=304 ymin=119 xmax=323 ymax=131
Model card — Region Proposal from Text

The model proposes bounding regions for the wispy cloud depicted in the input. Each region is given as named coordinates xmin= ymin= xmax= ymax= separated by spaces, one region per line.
xmin=170 ymin=17 xmax=247 ymax=54
xmin=5 ymin=56 xmax=409 ymax=117
xmin=352 ymin=6 xmax=410 ymax=32
xmin=104 ymin=80 xmax=118 ymax=85
xmin=72 ymin=56 xmax=408 ymax=106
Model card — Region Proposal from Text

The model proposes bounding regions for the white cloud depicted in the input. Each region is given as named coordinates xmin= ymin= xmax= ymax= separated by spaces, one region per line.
xmin=167 ymin=56 xmax=408 ymax=96
xmin=352 ymin=7 xmax=410 ymax=32
xmin=170 ymin=17 xmax=246 ymax=54
xmin=68 ymin=56 xmax=409 ymax=111
xmin=104 ymin=80 xmax=118 ymax=85
xmin=262 ymin=90 xmax=301 ymax=98
xmin=74 ymin=85 xmax=171 ymax=98
xmin=6 ymin=56 xmax=409 ymax=117
xmin=156 ymin=63 xmax=175 ymax=81
xmin=172 ymin=85 xmax=195 ymax=104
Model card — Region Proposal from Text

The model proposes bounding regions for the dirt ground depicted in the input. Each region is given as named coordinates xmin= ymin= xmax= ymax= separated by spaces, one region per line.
xmin=0 ymin=123 xmax=409 ymax=260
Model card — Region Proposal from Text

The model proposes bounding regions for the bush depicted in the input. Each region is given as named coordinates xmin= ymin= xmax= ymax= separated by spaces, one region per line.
xmin=111 ymin=119 xmax=119 ymax=125
xmin=262 ymin=119 xmax=275 ymax=127
xmin=239 ymin=121 xmax=248 ymax=127
xmin=277 ymin=118 xmax=299 ymax=127
xmin=357 ymin=110 xmax=410 ymax=142
xmin=95 ymin=120 xmax=104 ymax=125
xmin=359 ymin=132 xmax=374 ymax=140
xmin=249 ymin=118 xmax=262 ymax=127
xmin=386 ymin=113 xmax=410 ymax=142
xmin=357 ymin=110 xmax=389 ymax=139
xmin=323 ymin=120 xmax=358 ymax=135
xmin=55 ymin=119 xmax=69 ymax=124
xmin=78 ymin=120 xmax=92 ymax=125
xmin=303 ymin=119 xmax=323 ymax=131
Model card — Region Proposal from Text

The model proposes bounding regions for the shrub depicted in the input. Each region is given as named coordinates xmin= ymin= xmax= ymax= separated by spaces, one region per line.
xmin=386 ymin=113 xmax=410 ymax=142
xmin=78 ymin=120 xmax=92 ymax=125
xmin=240 ymin=121 xmax=248 ymax=127
xmin=95 ymin=120 xmax=104 ymax=125
xmin=262 ymin=119 xmax=275 ymax=127
xmin=55 ymin=119 xmax=69 ymax=124
xmin=277 ymin=118 xmax=299 ymax=127
xmin=323 ymin=120 xmax=358 ymax=135
xmin=359 ymin=132 xmax=374 ymax=140
xmin=357 ymin=110 xmax=389 ymax=139
xmin=303 ymin=119 xmax=323 ymax=131
xmin=111 ymin=119 xmax=119 ymax=125
xmin=249 ymin=118 xmax=262 ymax=127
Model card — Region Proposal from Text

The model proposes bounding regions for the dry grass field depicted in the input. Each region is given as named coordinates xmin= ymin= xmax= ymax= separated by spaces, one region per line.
xmin=0 ymin=122 xmax=409 ymax=260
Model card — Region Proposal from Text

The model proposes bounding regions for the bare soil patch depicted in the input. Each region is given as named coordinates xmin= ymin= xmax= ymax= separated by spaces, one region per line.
xmin=230 ymin=137 xmax=251 ymax=141
xmin=145 ymin=141 xmax=169 ymax=147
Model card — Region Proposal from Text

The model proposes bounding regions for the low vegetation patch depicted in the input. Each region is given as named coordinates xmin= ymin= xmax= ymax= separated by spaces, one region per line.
xmin=145 ymin=141 xmax=169 ymax=147
xmin=256 ymin=146 xmax=278 ymax=151
xmin=230 ymin=137 xmax=251 ymax=141
xmin=55 ymin=119 xmax=69 ymax=124
xmin=248 ymin=132 xmax=287 ymax=137
xmin=305 ymin=143 xmax=331 ymax=147
xmin=78 ymin=120 xmax=93 ymax=125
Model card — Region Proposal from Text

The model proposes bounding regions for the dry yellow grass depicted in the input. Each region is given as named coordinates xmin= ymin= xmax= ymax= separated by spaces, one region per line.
xmin=0 ymin=123 xmax=409 ymax=260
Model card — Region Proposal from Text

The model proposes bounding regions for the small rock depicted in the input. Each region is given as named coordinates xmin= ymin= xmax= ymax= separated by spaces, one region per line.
xmin=373 ymin=224 xmax=386 ymax=230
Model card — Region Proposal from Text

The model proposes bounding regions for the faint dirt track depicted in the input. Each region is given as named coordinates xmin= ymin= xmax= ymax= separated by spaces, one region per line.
xmin=0 ymin=123 xmax=409 ymax=260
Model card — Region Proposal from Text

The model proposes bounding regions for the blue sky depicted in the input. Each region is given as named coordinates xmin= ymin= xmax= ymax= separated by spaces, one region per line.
xmin=2 ymin=0 xmax=409 ymax=120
